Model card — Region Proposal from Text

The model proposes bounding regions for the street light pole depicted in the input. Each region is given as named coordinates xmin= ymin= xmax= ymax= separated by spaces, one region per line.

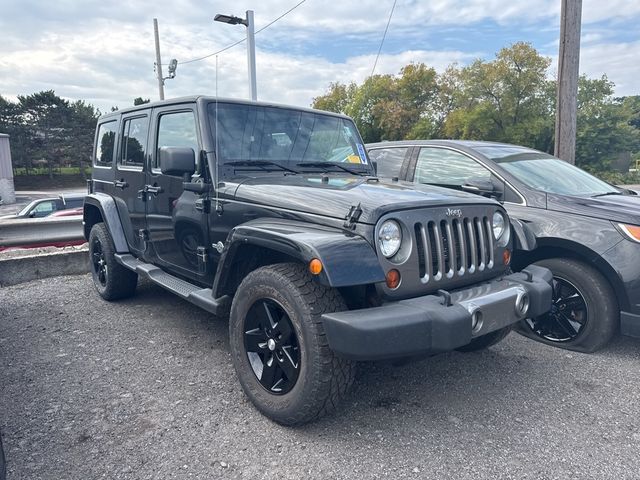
xmin=246 ymin=10 xmax=257 ymax=101
xmin=214 ymin=10 xmax=258 ymax=101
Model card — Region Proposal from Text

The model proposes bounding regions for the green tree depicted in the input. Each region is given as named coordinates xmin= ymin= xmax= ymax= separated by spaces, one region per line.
xmin=575 ymin=76 xmax=640 ymax=169
xmin=312 ymin=82 xmax=356 ymax=114
xmin=68 ymin=100 xmax=100 ymax=178
xmin=133 ymin=97 xmax=150 ymax=106
xmin=443 ymin=42 xmax=554 ymax=150
xmin=17 ymin=90 xmax=74 ymax=178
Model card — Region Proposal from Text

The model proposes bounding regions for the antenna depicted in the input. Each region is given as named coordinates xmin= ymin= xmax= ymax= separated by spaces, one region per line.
xmin=214 ymin=55 xmax=220 ymax=214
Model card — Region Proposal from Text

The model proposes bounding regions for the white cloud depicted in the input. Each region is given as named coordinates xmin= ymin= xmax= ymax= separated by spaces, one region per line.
xmin=580 ymin=39 xmax=640 ymax=96
xmin=0 ymin=0 xmax=638 ymax=115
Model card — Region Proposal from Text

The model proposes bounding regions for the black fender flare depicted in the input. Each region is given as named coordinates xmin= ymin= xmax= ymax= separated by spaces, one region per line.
xmin=83 ymin=193 xmax=129 ymax=253
xmin=212 ymin=219 xmax=385 ymax=296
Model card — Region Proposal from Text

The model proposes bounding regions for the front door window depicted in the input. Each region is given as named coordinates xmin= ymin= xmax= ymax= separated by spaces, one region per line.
xmin=415 ymin=147 xmax=491 ymax=186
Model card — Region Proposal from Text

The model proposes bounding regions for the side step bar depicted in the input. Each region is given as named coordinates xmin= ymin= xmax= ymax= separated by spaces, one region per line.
xmin=115 ymin=253 xmax=230 ymax=317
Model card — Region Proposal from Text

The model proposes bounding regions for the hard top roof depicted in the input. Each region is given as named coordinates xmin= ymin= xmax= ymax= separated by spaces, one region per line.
xmin=98 ymin=96 xmax=351 ymax=121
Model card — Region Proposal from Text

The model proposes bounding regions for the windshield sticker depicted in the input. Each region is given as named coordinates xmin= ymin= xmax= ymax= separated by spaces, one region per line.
xmin=346 ymin=154 xmax=361 ymax=164
xmin=356 ymin=143 xmax=368 ymax=164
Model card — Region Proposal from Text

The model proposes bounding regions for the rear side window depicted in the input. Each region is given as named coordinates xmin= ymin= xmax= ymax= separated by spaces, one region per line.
xmin=368 ymin=148 xmax=408 ymax=177
xmin=154 ymin=111 xmax=198 ymax=170
xmin=94 ymin=121 xmax=117 ymax=167
xmin=120 ymin=116 xmax=149 ymax=168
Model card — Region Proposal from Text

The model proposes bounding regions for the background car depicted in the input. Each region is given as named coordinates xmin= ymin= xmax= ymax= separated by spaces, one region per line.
xmin=0 ymin=193 xmax=85 ymax=219
xmin=367 ymin=140 xmax=640 ymax=352
xmin=50 ymin=206 xmax=84 ymax=217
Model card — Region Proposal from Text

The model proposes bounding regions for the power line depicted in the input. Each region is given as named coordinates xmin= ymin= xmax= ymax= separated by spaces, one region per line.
xmin=175 ymin=0 xmax=307 ymax=65
xmin=370 ymin=0 xmax=397 ymax=78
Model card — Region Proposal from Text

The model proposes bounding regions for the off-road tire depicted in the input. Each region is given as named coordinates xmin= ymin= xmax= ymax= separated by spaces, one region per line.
xmin=89 ymin=222 xmax=138 ymax=301
xmin=456 ymin=326 xmax=512 ymax=352
xmin=515 ymin=258 xmax=618 ymax=353
xmin=229 ymin=263 xmax=356 ymax=426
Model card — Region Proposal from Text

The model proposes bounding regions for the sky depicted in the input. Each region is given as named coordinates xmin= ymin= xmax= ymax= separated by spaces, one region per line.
xmin=0 ymin=0 xmax=638 ymax=114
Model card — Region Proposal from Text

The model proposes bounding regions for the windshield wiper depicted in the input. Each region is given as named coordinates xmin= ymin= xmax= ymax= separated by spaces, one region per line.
xmin=226 ymin=160 xmax=298 ymax=174
xmin=297 ymin=162 xmax=369 ymax=176
xmin=591 ymin=191 xmax=624 ymax=198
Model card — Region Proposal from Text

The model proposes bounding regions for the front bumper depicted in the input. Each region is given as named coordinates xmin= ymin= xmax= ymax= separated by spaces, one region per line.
xmin=322 ymin=265 xmax=553 ymax=360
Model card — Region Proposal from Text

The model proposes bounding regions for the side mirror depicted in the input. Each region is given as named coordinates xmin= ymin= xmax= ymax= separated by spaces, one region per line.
xmin=462 ymin=177 xmax=495 ymax=195
xmin=159 ymin=147 xmax=195 ymax=177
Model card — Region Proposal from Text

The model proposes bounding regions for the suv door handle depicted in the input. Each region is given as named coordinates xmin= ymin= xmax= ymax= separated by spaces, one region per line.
xmin=114 ymin=179 xmax=129 ymax=189
xmin=145 ymin=185 xmax=163 ymax=195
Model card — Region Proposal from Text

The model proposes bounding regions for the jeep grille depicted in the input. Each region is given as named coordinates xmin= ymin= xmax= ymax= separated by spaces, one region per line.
xmin=415 ymin=216 xmax=495 ymax=284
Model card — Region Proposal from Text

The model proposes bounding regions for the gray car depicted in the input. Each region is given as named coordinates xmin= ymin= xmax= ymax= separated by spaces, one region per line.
xmin=0 ymin=193 xmax=85 ymax=219
xmin=367 ymin=140 xmax=640 ymax=352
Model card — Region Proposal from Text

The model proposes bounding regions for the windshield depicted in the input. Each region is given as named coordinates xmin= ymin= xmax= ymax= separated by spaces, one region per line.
xmin=208 ymin=102 xmax=372 ymax=174
xmin=474 ymin=146 xmax=619 ymax=196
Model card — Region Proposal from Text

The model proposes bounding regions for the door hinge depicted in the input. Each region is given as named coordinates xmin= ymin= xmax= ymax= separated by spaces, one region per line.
xmin=196 ymin=246 xmax=208 ymax=274
xmin=195 ymin=198 xmax=211 ymax=214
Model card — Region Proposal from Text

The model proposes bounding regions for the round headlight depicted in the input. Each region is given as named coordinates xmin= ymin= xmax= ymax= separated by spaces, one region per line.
xmin=378 ymin=220 xmax=402 ymax=258
xmin=492 ymin=211 xmax=506 ymax=240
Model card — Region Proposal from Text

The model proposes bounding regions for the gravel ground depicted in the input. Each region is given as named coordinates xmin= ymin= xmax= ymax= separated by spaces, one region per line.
xmin=1 ymin=274 xmax=640 ymax=480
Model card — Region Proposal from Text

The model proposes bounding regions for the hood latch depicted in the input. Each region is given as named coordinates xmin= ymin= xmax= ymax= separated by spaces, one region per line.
xmin=343 ymin=203 xmax=363 ymax=230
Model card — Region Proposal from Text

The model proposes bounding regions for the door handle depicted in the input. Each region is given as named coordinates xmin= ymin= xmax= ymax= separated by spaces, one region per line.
xmin=145 ymin=185 xmax=163 ymax=195
xmin=114 ymin=179 xmax=129 ymax=189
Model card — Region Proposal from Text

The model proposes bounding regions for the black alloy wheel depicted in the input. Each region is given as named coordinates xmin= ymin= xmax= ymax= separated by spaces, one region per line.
xmin=91 ymin=237 xmax=108 ymax=287
xmin=244 ymin=299 xmax=300 ymax=394
xmin=88 ymin=223 xmax=138 ymax=301
xmin=525 ymin=276 xmax=588 ymax=342
xmin=229 ymin=263 xmax=356 ymax=425
xmin=516 ymin=258 xmax=618 ymax=353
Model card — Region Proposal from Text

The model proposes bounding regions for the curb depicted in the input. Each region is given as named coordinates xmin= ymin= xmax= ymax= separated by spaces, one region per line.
xmin=0 ymin=247 xmax=90 ymax=287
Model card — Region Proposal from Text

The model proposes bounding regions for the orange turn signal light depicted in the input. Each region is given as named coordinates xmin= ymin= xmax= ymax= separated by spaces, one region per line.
xmin=309 ymin=258 xmax=323 ymax=275
xmin=503 ymin=249 xmax=512 ymax=266
xmin=386 ymin=269 xmax=401 ymax=289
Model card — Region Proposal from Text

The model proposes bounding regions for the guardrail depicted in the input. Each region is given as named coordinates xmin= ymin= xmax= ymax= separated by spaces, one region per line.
xmin=0 ymin=216 xmax=85 ymax=250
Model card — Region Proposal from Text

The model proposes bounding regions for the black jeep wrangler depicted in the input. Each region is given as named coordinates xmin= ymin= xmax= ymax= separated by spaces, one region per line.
xmin=83 ymin=97 xmax=552 ymax=425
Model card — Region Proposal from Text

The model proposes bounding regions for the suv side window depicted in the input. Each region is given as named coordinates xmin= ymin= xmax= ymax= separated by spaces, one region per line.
xmin=94 ymin=121 xmax=117 ymax=167
xmin=415 ymin=147 xmax=491 ymax=185
xmin=368 ymin=147 xmax=408 ymax=177
xmin=154 ymin=111 xmax=198 ymax=171
xmin=120 ymin=116 xmax=149 ymax=169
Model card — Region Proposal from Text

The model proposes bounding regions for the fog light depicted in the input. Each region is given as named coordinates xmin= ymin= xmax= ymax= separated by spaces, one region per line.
xmin=386 ymin=269 xmax=401 ymax=289
xmin=515 ymin=292 xmax=530 ymax=317
xmin=309 ymin=258 xmax=323 ymax=275
xmin=503 ymin=249 xmax=512 ymax=266
xmin=471 ymin=310 xmax=483 ymax=333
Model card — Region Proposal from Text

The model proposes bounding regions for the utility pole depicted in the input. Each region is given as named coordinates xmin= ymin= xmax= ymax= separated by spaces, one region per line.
xmin=153 ymin=18 xmax=165 ymax=101
xmin=554 ymin=0 xmax=582 ymax=164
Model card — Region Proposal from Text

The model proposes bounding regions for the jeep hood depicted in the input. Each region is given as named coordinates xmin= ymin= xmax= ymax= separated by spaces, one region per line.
xmin=546 ymin=192 xmax=640 ymax=225
xmin=231 ymin=175 xmax=499 ymax=224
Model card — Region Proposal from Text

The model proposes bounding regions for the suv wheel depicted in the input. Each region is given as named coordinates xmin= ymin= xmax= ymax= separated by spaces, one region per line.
xmin=229 ymin=263 xmax=356 ymax=425
xmin=89 ymin=222 xmax=138 ymax=300
xmin=516 ymin=258 xmax=618 ymax=353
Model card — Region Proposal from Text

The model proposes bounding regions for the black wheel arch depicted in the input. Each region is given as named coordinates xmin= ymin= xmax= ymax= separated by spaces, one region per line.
xmin=212 ymin=219 xmax=385 ymax=299
xmin=83 ymin=193 xmax=129 ymax=253
xmin=513 ymin=238 xmax=626 ymax=312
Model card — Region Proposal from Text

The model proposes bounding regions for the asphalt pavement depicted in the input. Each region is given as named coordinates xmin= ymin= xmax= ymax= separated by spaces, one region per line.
xmin=1 ymin=274 xmax=640 ymax=480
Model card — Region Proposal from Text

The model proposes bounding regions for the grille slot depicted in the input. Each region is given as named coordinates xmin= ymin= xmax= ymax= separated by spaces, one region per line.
xmin=416 ymin=215 xmax=494 ymax=285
